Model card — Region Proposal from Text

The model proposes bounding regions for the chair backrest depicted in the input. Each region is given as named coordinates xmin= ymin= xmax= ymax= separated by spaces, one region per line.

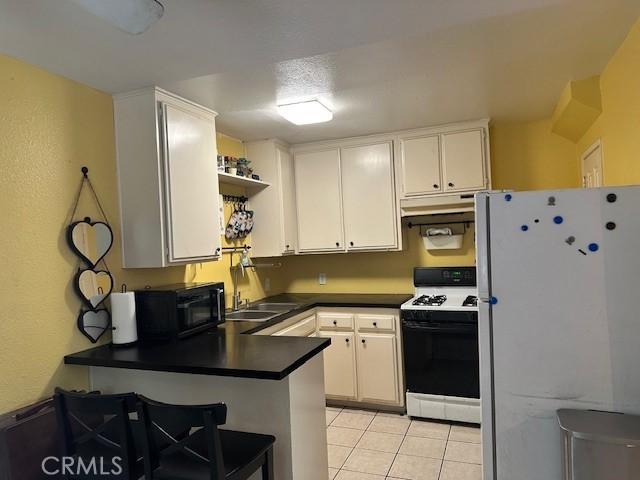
xmin=53 ymin=388 xmax=138 ymax=480
xmin=136 ymin=395 xmax=227 ymax=480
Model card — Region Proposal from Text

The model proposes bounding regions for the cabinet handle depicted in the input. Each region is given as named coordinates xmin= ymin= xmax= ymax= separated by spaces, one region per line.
xmin=286 ymin=244 xmax=290 ymax=249
xmin=373 ymin=322 xmax=377 ymax=327
xmin=345 ymin=338 xmax=349 ymax=343
xmin=333 ymin=320 xmax=337 ymax=326
xmin=361 ymin=339 xmax=366 ymax=344
xmin=433 ymin=184 xmax=439 ymax=189
xmin=215 ymin=247 xmax=221 ymax=254
xmin=336 ymin=242 xmax=340 ymax=247
xmin=349 ymin=241 xmax=354 ymax=247
xmin=448 ymin=182 xmax=455 ymax=187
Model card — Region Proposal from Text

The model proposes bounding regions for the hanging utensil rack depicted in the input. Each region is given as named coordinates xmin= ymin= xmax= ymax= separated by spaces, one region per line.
xmin=221 ymin=245 xmax=251 ymax=252
xmin=222 ymin=194 xmax=248 ymax=204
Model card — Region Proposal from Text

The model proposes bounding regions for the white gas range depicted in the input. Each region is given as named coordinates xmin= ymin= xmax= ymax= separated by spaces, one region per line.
xmin=400 ymin=267 xmax=480 ymax=424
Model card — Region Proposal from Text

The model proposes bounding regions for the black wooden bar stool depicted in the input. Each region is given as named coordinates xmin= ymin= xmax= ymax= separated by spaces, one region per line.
xmin=53 ymin=388 xmax=142 ymax=480
xmin=136 ymin=395 xmax=275 ymax=480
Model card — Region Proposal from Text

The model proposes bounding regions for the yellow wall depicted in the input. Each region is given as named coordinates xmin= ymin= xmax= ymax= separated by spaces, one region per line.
xmin=577 ymin=19 xmax=640 ymax=185
xmin=216 ymin=132 xmax=246 ymax=158
xmin=491 ymin=119 xmax=580 ymax=191
xmin=279 ymin=227 xmax=476 ymax=294
xmin=0 ymin=54 xmax=281 ymax=413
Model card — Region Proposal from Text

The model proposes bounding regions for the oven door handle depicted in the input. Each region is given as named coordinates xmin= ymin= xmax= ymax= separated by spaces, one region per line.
xmin=402 ymin=322 xmax=476 ymax=334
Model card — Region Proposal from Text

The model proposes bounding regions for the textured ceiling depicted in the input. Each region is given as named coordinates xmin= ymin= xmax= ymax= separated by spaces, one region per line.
xmin=1 ymin=0 xmax=639 ymax=143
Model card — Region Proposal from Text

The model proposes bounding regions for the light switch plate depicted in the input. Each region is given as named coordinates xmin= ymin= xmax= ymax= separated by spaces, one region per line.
xmin=318 ymin=273 xmax=327 ymax=285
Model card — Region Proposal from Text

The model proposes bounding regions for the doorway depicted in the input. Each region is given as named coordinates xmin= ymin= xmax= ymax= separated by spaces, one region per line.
xmin=581 ymin=139 xmax=604 ymax=188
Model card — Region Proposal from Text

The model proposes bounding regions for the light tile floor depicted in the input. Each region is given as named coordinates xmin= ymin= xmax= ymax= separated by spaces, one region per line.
xmin=326 ymin=407 xmax=481 ymax=480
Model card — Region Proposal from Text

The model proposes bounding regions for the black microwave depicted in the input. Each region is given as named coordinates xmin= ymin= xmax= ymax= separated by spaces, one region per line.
xmin=134 ymin=282 xmax=225 ymax=342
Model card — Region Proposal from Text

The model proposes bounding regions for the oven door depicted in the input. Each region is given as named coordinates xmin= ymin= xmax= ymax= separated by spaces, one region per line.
xmin=402 ymin=314 xmax=479 ymax=399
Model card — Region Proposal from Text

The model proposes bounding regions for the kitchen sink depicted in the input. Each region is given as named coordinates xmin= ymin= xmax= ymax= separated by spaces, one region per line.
xmin=225 ymin=310 xmax=281 ymax=322
xmin=251 ymin=302 xmax=302 ymax=311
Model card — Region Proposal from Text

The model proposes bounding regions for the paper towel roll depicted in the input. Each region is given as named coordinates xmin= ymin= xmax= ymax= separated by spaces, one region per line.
xmin=111 ymin=292 xmax=138 ymax=345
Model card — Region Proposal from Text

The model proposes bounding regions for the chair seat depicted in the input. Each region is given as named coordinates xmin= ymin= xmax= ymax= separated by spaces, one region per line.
xmin=153 ymin=429 xmax=276 ymax=480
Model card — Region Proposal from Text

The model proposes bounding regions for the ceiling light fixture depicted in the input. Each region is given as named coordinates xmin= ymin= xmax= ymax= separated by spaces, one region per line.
xmin=70 ymin=0 xmax=165 ymax=35
xmin=277 ymin=100 xmax=333 ymax=125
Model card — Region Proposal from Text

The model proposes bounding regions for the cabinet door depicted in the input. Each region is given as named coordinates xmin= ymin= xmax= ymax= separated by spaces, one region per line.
xmin=356 ymin=333 xmax=398 ymax=404
xmin=341 ymin=142 xmax=397 ymax=250
xmin=399 ymin=135 xmax=442 ymax=196
xmin=294 ymin=149 xmax=344 ymax=252
xmin=278 ymin=146 xmax=298 ymax=253
xmin=441 ymin=129 xmax=485 ymax=192
xmin=319 ymin=332 xmax=357 ymax=399
xmin=162 ymin=103 xmax=221 ymax=262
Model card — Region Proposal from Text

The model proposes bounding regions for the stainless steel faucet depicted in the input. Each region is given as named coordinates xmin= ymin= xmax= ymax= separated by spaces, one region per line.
xmin=229 ymin=252 xmax=282 ymax=311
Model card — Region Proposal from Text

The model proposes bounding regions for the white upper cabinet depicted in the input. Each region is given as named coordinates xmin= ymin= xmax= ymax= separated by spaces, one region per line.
xmin=399 ymin=134 xmax=442 ymax=196
xmin=441 ymin=129 xmax=486 ymax=192
xmin=294 ymin=148 xmax=344 ymax=253
xmin=162 ymin=103 xmax=221 ymax=262
xmin=396 ymin=119 xmax=490 ymax=201
xmin=279 ymin=146 xmax=298 ymax=253
xmin=341 ymin=142 xmax=397 ymax=250
xmin=114 ymin=87 xmax=221 ymax=268
xmin=245 ymin=140 xmax=298 ymax=257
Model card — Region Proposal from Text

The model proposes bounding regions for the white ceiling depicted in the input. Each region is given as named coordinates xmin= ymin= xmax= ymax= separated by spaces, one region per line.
xmin=1 ymin=0 xmax=639 ymax=143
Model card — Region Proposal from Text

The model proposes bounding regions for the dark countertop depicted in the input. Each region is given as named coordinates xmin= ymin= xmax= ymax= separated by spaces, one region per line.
xmin=65 ymin=331 xmax=329 ymax=380
xmin=65 ymin=293 xmax=410 ymax=380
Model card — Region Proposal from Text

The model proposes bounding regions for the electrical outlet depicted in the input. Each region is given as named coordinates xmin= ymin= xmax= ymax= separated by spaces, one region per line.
xmin=264 ymin=277 xmax=271 ymax=291
xmin=318 ymin=273 xmax=327 ymax=285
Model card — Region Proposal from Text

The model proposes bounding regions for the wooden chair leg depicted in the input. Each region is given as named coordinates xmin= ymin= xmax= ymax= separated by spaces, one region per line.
xmin=261 ymin=447 xmax=274 ymax=480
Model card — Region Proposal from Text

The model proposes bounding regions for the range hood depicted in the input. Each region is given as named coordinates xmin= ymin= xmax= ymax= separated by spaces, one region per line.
xmin=399 ymin=192 xmax=476 ymax=217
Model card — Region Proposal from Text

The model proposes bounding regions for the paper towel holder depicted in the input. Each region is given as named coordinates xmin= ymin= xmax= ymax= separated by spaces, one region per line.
xmin=110 ymin=283 xmax=138 ymax=347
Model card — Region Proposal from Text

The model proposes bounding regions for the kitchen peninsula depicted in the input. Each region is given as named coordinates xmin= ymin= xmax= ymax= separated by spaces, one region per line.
xmin=65 ymin=329 xmax=330 ymax=480
xmin=64 ymin=293 xmax=411 ymax=480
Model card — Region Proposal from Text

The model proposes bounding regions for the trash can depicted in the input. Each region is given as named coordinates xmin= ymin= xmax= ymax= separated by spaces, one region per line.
xmin=557 ymin=409 xmax=640 ymax=480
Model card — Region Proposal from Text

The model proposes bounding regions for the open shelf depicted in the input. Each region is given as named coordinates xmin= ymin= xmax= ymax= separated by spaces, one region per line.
xmin=218 ymin=171 xmax=270 ymax=189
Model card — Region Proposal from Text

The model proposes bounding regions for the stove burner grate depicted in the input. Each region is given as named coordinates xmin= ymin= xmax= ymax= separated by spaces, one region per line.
xmin=412 ymin=294 xmax=447 ymax=306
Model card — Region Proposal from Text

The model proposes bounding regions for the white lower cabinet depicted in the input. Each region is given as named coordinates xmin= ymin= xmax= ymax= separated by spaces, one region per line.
xmin=254 ymin=307 xmax=404 ymax=407
xmin=319 ymin=308 xmax=404 ymax=407
xmin=319 ymin=331 xmax=357 ymax=399
xmin=356 ymin=333 xmax=399 ymax=404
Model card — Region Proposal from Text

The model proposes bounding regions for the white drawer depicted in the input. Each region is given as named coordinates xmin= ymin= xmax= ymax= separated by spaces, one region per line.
xmin=356 ymin=314 xmax=395 ymax=332
xmin=318 ymin=312 xmax=354 ymax=330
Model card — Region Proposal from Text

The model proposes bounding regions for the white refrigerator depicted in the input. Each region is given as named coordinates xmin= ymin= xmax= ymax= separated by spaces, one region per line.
xmin=475 ymin=187 xmax=640 ymax=480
